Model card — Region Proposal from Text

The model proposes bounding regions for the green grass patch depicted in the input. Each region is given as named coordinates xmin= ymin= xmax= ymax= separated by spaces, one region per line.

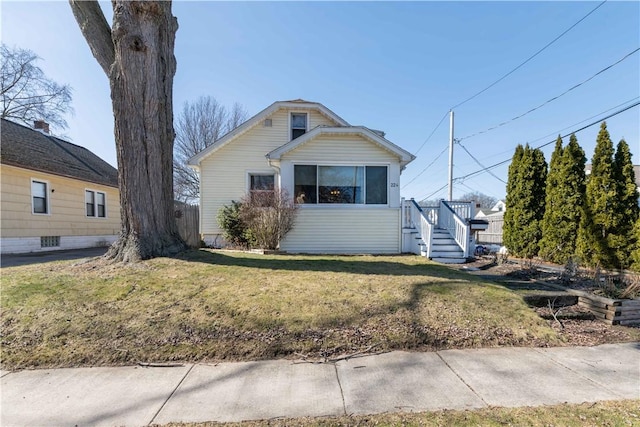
xmin=1 ymin=250 xmax=562 ymax=369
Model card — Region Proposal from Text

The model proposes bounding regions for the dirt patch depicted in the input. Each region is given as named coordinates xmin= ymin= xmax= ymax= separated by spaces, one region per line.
xmin=454 ymin=257 xmax=640 ymax=346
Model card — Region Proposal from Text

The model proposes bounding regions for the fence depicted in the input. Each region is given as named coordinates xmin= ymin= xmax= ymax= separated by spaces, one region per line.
xmin=476 ymin=215 xmax=504 ymax=245
xmin=175 ymin=204 xmax=200 ymax=248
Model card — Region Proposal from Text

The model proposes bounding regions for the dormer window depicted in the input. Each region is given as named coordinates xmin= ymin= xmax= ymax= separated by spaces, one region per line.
xmin=291 ymin=113 xmax=307 ymax=140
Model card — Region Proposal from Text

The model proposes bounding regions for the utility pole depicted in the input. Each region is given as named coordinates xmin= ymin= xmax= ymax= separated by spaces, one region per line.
xmin=448 ymin=110 xmax=454 ymax=201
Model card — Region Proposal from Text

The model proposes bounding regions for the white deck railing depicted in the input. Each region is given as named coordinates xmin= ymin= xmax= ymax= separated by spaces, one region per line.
xmin=439 ymin=201 xmax=470 ymax=257
xmin=401 ymin=199 xmax=435 ymax=256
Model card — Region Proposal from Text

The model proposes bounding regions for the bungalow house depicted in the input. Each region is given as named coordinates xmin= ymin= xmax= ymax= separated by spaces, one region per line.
xmin=189 ymin=100 xmax=478 ymax=262
xmin=0 ymin=119 xmax=121 ymax=254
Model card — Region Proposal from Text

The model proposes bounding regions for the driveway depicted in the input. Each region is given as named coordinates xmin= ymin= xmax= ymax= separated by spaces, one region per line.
xmin=0 ymin=247 xmax=108 ymax=268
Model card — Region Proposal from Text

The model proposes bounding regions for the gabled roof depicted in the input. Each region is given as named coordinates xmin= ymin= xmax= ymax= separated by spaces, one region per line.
xmin=0 ymin=118 xmax=118 ymax=188
xmin=188 ymin=100 xmax=349 ymax=166
xmin=266 ymin=126 xmax=416 ymax=168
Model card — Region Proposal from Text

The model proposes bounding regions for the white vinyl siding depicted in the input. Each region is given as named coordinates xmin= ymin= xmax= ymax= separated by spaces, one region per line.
xmin=283 ymin=134 xmax=394 ymax=162
xmin=199 ymin=109 xmax=337 ymax=236
xmin=280 ymin=208 xmax=401 ymax=253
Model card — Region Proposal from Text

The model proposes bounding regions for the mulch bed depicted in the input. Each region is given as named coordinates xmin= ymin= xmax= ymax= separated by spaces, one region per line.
xmin=452 ymin=257 xmax=640 ymax=346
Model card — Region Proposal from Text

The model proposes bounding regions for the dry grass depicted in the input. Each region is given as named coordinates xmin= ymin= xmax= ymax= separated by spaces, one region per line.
xmin=160 ymin=399 xmax=640 ymax=427
xmin=1 ymin=250 xmax=561 ymax=370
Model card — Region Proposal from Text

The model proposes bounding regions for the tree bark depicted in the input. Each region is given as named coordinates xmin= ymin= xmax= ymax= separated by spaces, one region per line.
xmin=70 ymin=0 xmax=187 ymax=261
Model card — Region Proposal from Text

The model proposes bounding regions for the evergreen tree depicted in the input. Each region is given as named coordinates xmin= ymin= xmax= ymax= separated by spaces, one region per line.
xmin=631 ymin=217 xmax=640 ymax=272
xmin=611 ymin=139 xmax=639 ymax=268
xmin=577 ymin=122 xmax=617 ymax=268
xmin=540 ymin=135 xmax=586 ymax=264
xmin=503 ymin=144 xmax=524 ymax=253
xmin=503 ymin=144 xmax=547 ymax=258
xmin=539 ymin=137 xmax=565 ymax=262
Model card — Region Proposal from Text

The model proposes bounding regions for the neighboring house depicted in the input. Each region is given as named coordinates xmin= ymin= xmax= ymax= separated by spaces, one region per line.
xmin=188 ymin=99 xmax=416 ymax=253
xmin=1 ymin=119 xmax=121 ymax=254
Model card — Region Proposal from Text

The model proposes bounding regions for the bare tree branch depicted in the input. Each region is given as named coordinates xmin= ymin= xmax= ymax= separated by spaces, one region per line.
xmin=1 ymin=44 xmax=73 ymax=130
xmin=68 ymin=0 xmax=114 ymax=77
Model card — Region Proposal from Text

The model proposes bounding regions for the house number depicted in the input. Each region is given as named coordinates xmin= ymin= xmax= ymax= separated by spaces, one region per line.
xmin=390 ymin=183 xmax=398 ymax=188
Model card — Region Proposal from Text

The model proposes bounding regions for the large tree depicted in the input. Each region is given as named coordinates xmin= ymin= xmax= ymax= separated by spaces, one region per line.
xmin=539 ymin=134 xmax=586 ymax=264
xmin=577 ymin=122 xmax=617 ymax=268
xmin=70 ymin=0 xmax=187 ymax=261
xmin=1 ymin=44 xmax=73 ymax=130
xmin=173 ymin=96 xmax=247 ymax=203
xmin=610 ymin=139 xmax=639 ymax=268
xmin=503 ymin=144 xmax=547 ymax=259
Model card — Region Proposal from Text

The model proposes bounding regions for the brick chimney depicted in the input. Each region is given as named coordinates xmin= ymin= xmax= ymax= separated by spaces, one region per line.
xmin=34 ymin=120 xmax=50 ymax=134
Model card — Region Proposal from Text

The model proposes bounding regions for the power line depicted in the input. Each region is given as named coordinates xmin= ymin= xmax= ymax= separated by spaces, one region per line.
xmin=454 ymin=101 xmax=640 ymax=183
xmin=402 ymin=145 xmax=449 ymax=189
xmin=474 ymin=96 xmax=640 ymax=161
xmin=457 ymin=140 xmax=508 ymax=184
xmin=450 ymin=0 xmax=608 ymax=110
xmin=413 ymin=110 xmax=449 ymax=156
xmin=458 ymin=47 xmax=639 ymax=141
xmin=416 ymin=183 xmax=448 ymax=203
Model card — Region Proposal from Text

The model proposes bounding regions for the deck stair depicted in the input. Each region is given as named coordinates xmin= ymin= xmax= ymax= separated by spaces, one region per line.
xmin=430 ymin=228 xmax=466 ymax=264
xmin=401 ymin=199 xmax=472 ymax=265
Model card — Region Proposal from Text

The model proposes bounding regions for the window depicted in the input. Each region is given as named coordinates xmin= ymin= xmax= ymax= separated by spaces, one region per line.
xmin=293 ymin=165 xmax=388 ymax=205
xmin=86 ymin=190 xmax=106 ymax=217
xmin=291 ymin=113 xmax=307 ymax=140
xmin=41 ymin=236 xmax=60 ymax=248
xmin=294 ymin=165 xmax=317 ymax=204
xmin=249 ymin=174 xmax=275 ymax=205
xmin=31 ymin=180 xmax=48 ymax=214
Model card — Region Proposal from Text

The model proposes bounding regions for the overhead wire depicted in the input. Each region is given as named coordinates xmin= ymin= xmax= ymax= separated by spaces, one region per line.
xmin=458 ymin=47 xmax=640 ymax=141
xmin=470 ymin=96 xmax=640 ymax=161
xmin=402 ymin=145 xmax=449 ymax=189
xmin=456 ymin=140 xmax=508 ymax=184
xmin=454 ymin=101 xmax=640 ymax=183
xmin=413 ymin=110 xmax=449 ymax=156
xmin=450 ymin=0 xmax=608 ymax=110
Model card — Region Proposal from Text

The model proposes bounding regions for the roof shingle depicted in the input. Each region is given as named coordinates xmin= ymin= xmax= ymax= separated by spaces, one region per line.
xmin=1 ymin=119 xmax=118 ymax=188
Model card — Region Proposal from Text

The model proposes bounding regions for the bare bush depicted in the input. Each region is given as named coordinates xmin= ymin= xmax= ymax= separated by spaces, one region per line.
xmin=240 ymin=189 xmax=298 ymax=250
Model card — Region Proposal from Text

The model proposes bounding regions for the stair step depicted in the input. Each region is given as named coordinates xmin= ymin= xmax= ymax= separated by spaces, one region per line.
xmin=431 ymin=257 xmax=467 ymax=264
xmin=429 ymin=244 xmax=460 ymax=251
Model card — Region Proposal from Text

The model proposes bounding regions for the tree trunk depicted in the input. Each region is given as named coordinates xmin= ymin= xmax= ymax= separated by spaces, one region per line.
xmin=71 ymin=1 xmax=187 ymax=262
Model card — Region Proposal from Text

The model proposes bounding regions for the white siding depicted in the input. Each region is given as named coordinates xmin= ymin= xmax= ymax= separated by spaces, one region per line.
xmin=199 ymin=109 xmax=337 ymax=235
xmin=283 ymin=134 xmax=396 ymax=163
xmin=279 ymin=134 xmax=403 ymax=209
xmin=280 ymin=208 xmax=401 ymax=253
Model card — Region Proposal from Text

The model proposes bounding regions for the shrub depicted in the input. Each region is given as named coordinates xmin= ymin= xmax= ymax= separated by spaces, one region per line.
xmin=240 ymin=189 xmax=298 ymax=250
xmin=217 ymin=200 xmax=250 ymax=248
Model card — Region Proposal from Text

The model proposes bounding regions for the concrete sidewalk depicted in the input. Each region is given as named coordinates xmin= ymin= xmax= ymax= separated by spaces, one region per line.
xmin=1 ymin=343 xmax=638 ymax=427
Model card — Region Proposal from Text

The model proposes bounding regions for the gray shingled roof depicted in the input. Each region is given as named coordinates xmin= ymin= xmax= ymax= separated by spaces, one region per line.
xmin=1 ymin=119 xmax=118 ymax=188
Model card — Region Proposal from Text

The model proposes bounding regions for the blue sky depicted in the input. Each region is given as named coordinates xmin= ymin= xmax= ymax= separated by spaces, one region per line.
xmin=2 ymin=1 xmax=638 ymax=201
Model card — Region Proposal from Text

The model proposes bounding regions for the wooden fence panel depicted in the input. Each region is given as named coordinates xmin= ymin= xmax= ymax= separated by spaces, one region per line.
xmin=175 ymin=204 xmax=200 ymax=248
xmin=477 ymin=216 xmax=504 ymax=245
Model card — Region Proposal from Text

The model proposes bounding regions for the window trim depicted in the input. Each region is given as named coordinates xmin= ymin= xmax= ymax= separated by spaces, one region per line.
xmin=85 ymin=189 xmax=107 ymax=218
xmin=31 ymin=179 xmax=50 ymax=215
xmin=246 ymin=171 xmax=277 ymax=193
xmin=289 ymin=111 xmax=308 ymax=141
xmin=293 ymin=163 xmax=390 ymax=207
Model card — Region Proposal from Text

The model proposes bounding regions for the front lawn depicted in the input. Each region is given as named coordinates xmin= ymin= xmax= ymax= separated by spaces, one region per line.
xmin=1 ymin=250 xmax=561 ymax=369
xmin=161 ymin=399 xmax=640 ymax=427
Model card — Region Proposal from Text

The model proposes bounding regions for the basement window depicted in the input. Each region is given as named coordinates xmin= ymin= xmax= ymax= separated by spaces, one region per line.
xmin=41 ymin=236 xmax=60 ymax=248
